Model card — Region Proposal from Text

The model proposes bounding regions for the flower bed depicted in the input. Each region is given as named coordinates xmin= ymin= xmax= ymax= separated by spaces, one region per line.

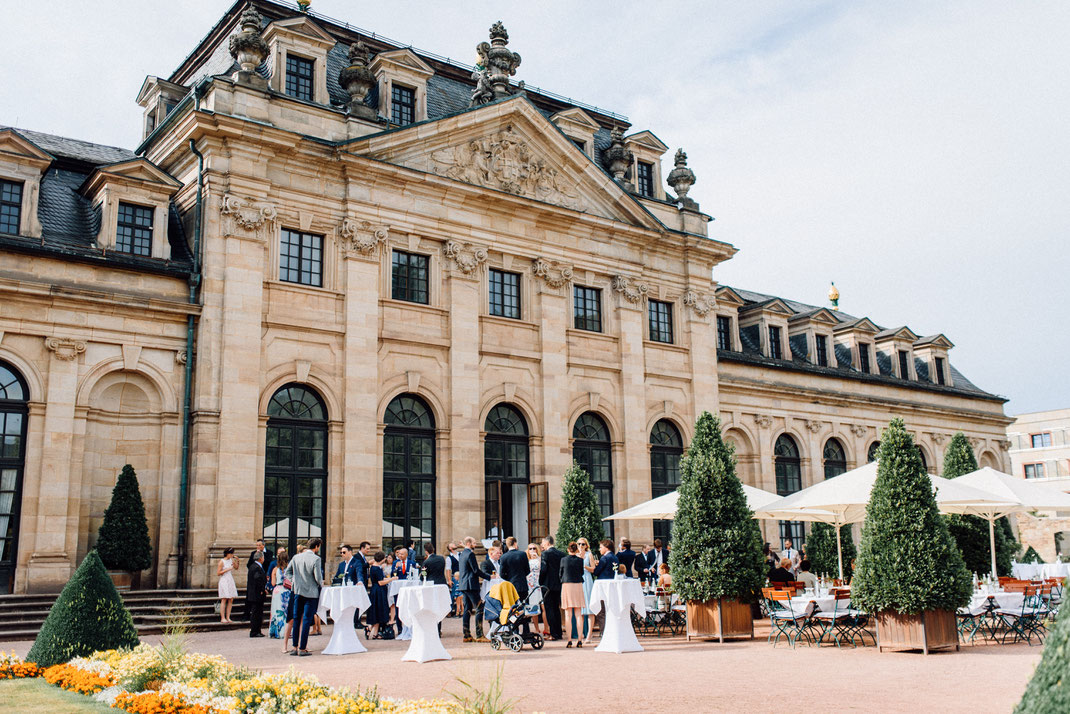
xmin=2 ymin=647 xmax=462 ymax=714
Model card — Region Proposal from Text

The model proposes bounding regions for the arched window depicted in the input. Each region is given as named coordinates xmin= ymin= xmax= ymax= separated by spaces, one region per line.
xmin=823 ymin=438 xmax=847 ymax=479
xmin=383 ymin=394 xmax=435 ymax=555
xmin=0 ymin=362 xmax=28 ymax=593
xmin=867 ymin=441 xmax=880 ymax=463
xmin=573 ymin=412 xmax=613 ymax=538
xmin=917 ymin=446 xmax=929 ymax=473
xmin=264 ymin=384 xmax=328 ymax=558
xmin=774 ymin=434 xmax=804 ymax=547
xmin=484 ymin=404 xmax=530 ymax=542
xmin=650 ymin=420 xmax=683 ymax=545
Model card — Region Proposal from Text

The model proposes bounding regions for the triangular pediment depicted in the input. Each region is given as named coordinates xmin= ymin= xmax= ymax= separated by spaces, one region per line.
xmin=875 ymin=325 xmax=919 ymax=342
xmin=0 ymin=129 xmax=54 ymax=166
xmin=915 ymin=333 xmax=954 ymax=349
xmin=790 ymin=307 xmax=839 ymax=325
xmin=266 ymin=16 xmax=336 ymax=46
xmin=625 ymin=130 xmax=669 ymax=154
xmin=834 ymin=317 xmax=880 ymax=334
xmin=370 ymin=49 xmax=434 ymax=78
xmin=347 ymin=97 xmax=663 ymax=229
xmin=80 ymin=158 xmax=181 ymax=195
xmin=715 ymin=286 xmax=745 ymax=307
xmin=551 ymin=107 xmax=601 ymax=131
xmin=740 ymin=297 xmax=794 ymax=317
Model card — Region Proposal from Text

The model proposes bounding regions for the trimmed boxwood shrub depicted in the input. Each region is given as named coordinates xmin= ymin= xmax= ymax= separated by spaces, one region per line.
xmin=555 ymin=461 xmax=605 ymax=548
xmin=669 ymin=412 xmax=765 ymax=603
xmin=1021 ymin=546 xmax=1044 ymax=564
xmin=851 ymin=419 xmax=972 ymax=615
xmin=27 ymin=550 xmax=139 ymax=666
xmin=1016 ymin=590 xmax=1070 ymax=712
xmin=806 ymin=521 xmax=856 ymax=580
xmin=96 ymin=465 xmax=152 ymax=573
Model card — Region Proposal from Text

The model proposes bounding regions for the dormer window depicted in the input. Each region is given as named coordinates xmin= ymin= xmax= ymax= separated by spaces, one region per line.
xmin=769 ymin=326 xmax=783 ymax=360
xmin=116 ymin=202 xmax=154 ymax=256
xmin=636 ymin=161 xmax=655 ymax=198
xmin=897 ymin=350 xmax=912 ymax=380
xmin=569 ymin=137 xmax=587 ymax=153
xmin=285 ymin=54 xmax=315 ymax=101
xmin=815 ymin=334 xmax=829 ymax=367
xmin=717 ymin=315 xmax=732 ymax=351
xmin=934 ymin=356 xmax=946 ymax=385
xmin=0 ymin=179 xmax=22 ymax=235
xmin=858 ymin=343 xmax=871 ymax=373
xmin=391 ymin=84 xmax=416 ymax=126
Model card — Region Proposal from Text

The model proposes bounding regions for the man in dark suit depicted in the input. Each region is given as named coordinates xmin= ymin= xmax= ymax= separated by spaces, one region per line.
xmin=333 ymin=544 xmax=362 ymax=585
xmin=617 ymin=538 xmax=637 ymax=577
xmin=422 ymin=542 xmax=448 ymax=585
xmin=246 ymin=550 xmax=267 ymax=637
xmin=539 ymin=535 xmax=564 ymax=640
xmin=498 ymin=537 xmax=531 ymax=636
xmin=391 ymin=547 xmax=417 ymax=580
xmin=481 ymin=543 xmax=502 ymax=580
xmin=248 ymin=538 xmax=265 ymax=569
xmin=646 ymin=538 xmax=668 ymax=573
xmin=458 ymin=537 xmax=492 ymax=642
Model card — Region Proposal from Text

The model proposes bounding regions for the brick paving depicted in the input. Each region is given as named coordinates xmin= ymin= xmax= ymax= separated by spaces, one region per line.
xmin=10 ymin=616 xmax=1041 ymax=713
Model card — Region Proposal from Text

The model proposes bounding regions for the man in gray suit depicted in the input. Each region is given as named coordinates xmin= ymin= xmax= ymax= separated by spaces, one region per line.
xmin=284 ymin=537 xmax=323 ymax=656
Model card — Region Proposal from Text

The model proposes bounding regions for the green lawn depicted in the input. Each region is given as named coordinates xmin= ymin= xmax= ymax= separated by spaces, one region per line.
xmin=0 ymin=678 xmax=114 ymax=712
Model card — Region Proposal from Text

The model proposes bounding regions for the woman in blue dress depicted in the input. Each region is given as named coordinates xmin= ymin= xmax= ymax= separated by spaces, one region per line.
xmin=577 ymin=538 xmax=595 ymax=641
xmin=267 ymin=551 xmax=291 ymax=642
xmin=367 ymin=551 xmax=397 ymax=639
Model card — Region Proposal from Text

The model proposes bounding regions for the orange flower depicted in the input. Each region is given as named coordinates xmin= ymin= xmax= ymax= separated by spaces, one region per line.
xmin=0 ymin=661 xmax=43 ymax=678
xmin=113 ymin=691 xmax=217 ymax=714
xmin=42 ymin=663 xmax=115 ymax=694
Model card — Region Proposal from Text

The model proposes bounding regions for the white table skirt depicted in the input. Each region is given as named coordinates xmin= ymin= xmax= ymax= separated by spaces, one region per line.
xmin=316 ymin=585 xmax=371 ymax=655
xmin=588 ymin=579 xmax=645 ymax=653
xmin=387 ymin=579 xmax=422 ymax=640
xmin=788 ymin=595 xmax=851 ymax=617
xmin=397 ymin=584 xmax=453 ymax=663
xmin=963 ymin=591 xmax=1026 ymax=616
xmin=1012 ymin=562 xmax=1070 ymax=580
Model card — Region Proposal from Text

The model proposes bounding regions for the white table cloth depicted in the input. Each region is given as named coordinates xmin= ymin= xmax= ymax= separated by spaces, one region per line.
xmin=964 ymin=591 xmax=1026 ymax=616
xmin=397 ymin=584 xmax=453 ymax=663
xmin=316 ymin=585 xmax=371 ymax=655
xmin=480 ymin=576 xmax=503 ymax=602
xmin=588 ymin=579 xmax=645 ymax=653
xmin=788 ymin=594 xmax=850 ymax=617
xmin=1012 ymin=563 xmax=1043 ymax=580
xmin=388 ymin=579 xmax=422 ymax=640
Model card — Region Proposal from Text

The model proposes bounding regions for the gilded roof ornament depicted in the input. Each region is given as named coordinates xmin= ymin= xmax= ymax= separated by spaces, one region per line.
xmin=667 ymin=148 xmax=698 ymax=209
xmin=470 ymin=21 xmax=524 ymax=106
xmin=828 ymin=281 xmax=840 ymax=310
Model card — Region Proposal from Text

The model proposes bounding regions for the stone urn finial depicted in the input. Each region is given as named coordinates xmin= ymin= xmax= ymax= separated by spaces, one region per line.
xmin=339 ymin=41 xmax=377 ymax=120
xmin=667 ymin=148 xmax=698 ymax=209
xmin=469 ymin=20 xmax=523 ymax=106
xmin=228 ymin=8 xmax=269 ymax=86
xmin=603 ymin=128 xmax=634 ymax=191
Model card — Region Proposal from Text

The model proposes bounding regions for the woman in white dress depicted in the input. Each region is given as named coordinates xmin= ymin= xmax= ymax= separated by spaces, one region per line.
xmin=217 ymin=547 xmax=238 ymax=623
xmin=525 ymin=542 xmax=547 ymax=636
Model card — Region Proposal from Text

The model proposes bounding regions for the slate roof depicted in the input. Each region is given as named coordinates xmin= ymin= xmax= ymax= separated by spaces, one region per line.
xmin=719 ymin=284 xmax=1001 ymax=401
xmin=0 ymin=127 xmax=192 ymax=276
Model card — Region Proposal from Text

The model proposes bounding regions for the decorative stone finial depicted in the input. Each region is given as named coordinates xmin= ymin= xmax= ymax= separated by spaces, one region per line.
xmin=339 ymin=41 xmax=377 ymax=120
xmin=228 ymin=8 xmax=269 ymax=87
xmin=667 ymin=148 xmax=698 ymax=209
xmin=603 ymin=128 xmax=634 ymax=191
xmin=828 ymin=282 xmax=840 ymax=310
xmin=470 ymin=20 xmax=523 ymax=106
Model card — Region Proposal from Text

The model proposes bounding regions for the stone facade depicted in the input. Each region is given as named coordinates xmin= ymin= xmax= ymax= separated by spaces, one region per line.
xmin=1007 ymin=409 xmax=1070 ymax=561
xmin=0 ymin=0 xmax=1012 ymax=592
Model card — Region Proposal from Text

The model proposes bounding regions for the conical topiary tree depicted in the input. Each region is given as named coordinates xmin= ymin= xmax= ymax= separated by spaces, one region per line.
xmin=852 ymin=419 xmax=972 ymax=615
xmin=27 ymin=550 xmax=139 ymax=666
xmin=1016 ymin=595 xmax=1070 ymax=712
xmin=555 ymin=461 xmax=605 ymax=548
xmin=942 ymin=433 xmax=1016 ymax=576
xmin=806 ymin=522 xmax=856 ymax=580
xmin=1021 ymin=545 xmax=1043 ymax=564
xmin=96 ymin=465 xmax=152 ymax=573
xmin=669 ymin=412 xmax=765 ymax=604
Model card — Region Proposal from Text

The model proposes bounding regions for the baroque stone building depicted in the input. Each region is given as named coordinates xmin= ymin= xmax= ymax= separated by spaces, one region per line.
xmin=0 ymin=0 xmax=1012 ymax=592
xmin=1006 ymin=409 xmax=1070 ymax=561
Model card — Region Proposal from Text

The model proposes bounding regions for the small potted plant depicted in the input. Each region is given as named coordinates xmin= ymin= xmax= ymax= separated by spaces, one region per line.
xmin=669 ymin=412 xmax=765 ymax=642
xmin=852 ymin=419 xmax=972 ymax=653
xmin=96 ymin=464 xmax=153 ymax=590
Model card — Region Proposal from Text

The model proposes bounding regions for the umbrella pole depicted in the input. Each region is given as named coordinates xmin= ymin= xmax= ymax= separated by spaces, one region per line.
xmin=989 ymin=518 xmax=998 ymax=580
xmin=836 ymin=525 xmax=844 ymax=581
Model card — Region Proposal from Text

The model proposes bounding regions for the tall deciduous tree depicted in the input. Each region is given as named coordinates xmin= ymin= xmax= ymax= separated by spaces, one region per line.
xmin=555 ymin=461 xmax=605 ymax=548
xmin=27 ymin=550 xmax=139 ymax=666
xmin=96 ymin=464 xmax=152 ymax=572
xmin=669 ymin=412 xmax=765 ymax=603
xmin=852 ymin=419 xmax=972 ymax=614
xmin=942 ymin=433 xmax=1017 ymax=576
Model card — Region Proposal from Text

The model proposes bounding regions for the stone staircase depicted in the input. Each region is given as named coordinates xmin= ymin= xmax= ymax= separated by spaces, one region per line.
xmin=0 ymin=589 xmax=250 ymax=642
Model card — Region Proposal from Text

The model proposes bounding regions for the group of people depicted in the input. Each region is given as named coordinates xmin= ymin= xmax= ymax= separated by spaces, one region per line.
xmin=763 ymin=538 xmax=823 ymax=588
xmin=219 ymin=534 xmax=676 ymax=655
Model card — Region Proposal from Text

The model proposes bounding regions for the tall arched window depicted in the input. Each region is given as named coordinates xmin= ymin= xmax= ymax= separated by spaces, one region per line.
xmin=0 ymin=362 xmax=28 ymax=593
xmin=867 ymin=441 xmax=880 ymax=463
xmin=484 ymin=404 xmax=529 ymax=543
xmin=917 ymin=446 xmax=929 ymax=473
xmin=823 ymin=438 xmax=847 ymax=479
xmin=383 ymin=394 xmax=435 ymax=555
xmin=573 ymin=412 xmax=613 ymax=538
xmin=774 ymin=434 xmax=804 ymax=547
xmin=650 ymin=420 xmax=683 ymax=545
xmin=263 ymin=383 xmax=327 ymax=558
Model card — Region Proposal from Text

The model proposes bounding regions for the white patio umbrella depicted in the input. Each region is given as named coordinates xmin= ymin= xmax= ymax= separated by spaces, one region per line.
xmin=603 ymin=484 xmax=782 ymax=522
xmin=952 ymin=467 xmax=1070 ymax=578
xmin=754 ymin=461 xmax=1018 ymax=579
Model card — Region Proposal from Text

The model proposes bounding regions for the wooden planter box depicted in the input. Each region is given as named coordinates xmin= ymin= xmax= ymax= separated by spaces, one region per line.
xmin=686 ymin=598 xmax=754 ymax=642
xmin=108 ymin=571 xmax=132 ymax=591
xmin=875 ymin=609 xmax=959 ymax=654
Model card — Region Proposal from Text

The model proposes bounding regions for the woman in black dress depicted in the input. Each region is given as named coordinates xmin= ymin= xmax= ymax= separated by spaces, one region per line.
xmin=367 ymin=551 xmax=396 ymax=639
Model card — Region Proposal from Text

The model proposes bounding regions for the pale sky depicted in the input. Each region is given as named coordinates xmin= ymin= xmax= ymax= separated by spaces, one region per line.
xmin=2 ymin=1 xmax=1067 ymax=416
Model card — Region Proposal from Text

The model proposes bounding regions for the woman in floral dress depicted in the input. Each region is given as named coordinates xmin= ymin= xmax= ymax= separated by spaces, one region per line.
xmin=268 ymin=551 xmax=290 ymax=640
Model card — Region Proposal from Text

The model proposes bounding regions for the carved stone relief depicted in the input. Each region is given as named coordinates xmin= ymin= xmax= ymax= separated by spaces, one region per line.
xmin=753 ymin=414 xmax=772 ymax=429
xmin=997 ymin=439 xmax=1011 ymax=451
xmin=849 ymin=424 xmax=868 ymax=438
xmin=444 ymin=241 xmax=488 ymax=276
xmin=683 ymin=290 xmax=714 ymax=317
xmin=429 ymin=126 xmax=587 ymax=212
xmin=804 ymin=419 xmax=823 ymax=434
xmin=338 ymin=219 xmax=387 ymax=258
xmin=221 ymin=193 xmax=277 ymax=238
xmin=531 ymin=258 xmax=573 ymax=289
xmin=611 ymin=275 xmax=648 ymax=304
xmin=932 ymin=433 xmax=945 ymax=445
xmin=45 ymin=337 xmax=86 ymax=361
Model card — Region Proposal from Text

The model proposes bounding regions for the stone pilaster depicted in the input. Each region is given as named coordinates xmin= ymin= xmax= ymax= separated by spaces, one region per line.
xmin=535 ymin=267 xmax=572 ymax=534
xmin=614 ymin=281 xmax=650 ymax=543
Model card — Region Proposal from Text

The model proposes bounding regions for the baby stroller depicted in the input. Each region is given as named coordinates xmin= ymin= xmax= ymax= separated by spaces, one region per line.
xmin=485 ymin=581 xmax=545 ymax=652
